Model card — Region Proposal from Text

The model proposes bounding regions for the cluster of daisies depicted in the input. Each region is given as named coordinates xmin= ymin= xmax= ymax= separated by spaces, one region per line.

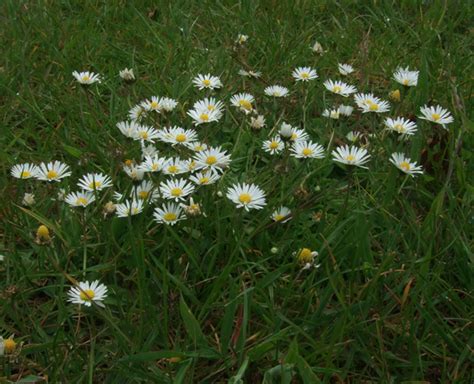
xmin=9 ymin=35 xmax=457 ymax=308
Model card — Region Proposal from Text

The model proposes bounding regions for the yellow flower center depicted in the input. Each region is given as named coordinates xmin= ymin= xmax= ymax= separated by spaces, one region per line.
xmin=302 ymin=148 xmax=313 ymax=156
xmin=163 ymin=212 xmax=177 ymax=221
xmin=20 ymin=170 xmax=31 ymax=178
xmin=274 ymin=91 xmax=281 ymax=97
xmin=369 ymin=103 xmax=379 ymax=111
xmin=400 ymin=161 xmax=411 ymax=171
xmin=239 ymin=100 xmax=252 ymax=110
xmin=274 ymin=214 xmax=285 ymax=221
xmin=200 ymin=113 xmax=209 ymax=121
xmin=206 ymin=156 xmax=217 ymax=165
xmin=3 ymin=338 xmax=16 ymax=353
xmin=151 ymin=163 xmax=159 ymax=171
xmin=345 ymin=154 xmax=356 ymax=162
xmin=199 ymin=177 xmax=209 ymax=184
xmin=175 ymin=134 xmax=187 ymax=142
xmin=301 ymin=72 xmax=310 ymax=79
xmin=82 ymin=75 xmax=90 ymax=82
xmin=238 ymin=193 xmax=252 ymax=204
xmin=394 ymin=123 xmax=405 ymax=133
xmin=88 ymin=181 xmax=102 ymax=189
xmin=202 ymin=79 xmax=211 ymax=86
xmin=167 ymin=165 xmax=178 ymax=173
xmin=150 ymin=101 xmax=159 ymax=109
xmin=403 ymin=79 xmax=409 ymax=85
xmin=207 ymin=105 xmax=215 ymax=111
xmin=124 ymin=159 xmax=134 ymax=167
xmin=298 ymin=248 xmax=313 ymax=263
xmin=79 ymin=289 xmax=95 ymax=301
xmin=195 ymin=145 xmax=204 ymax=151
xmin=139 ymin=131 xmax=149 ymax=139
xmin=269 ymin=141 xmax=279 ymax=149
xmin=291 ymin=133 xmax=297 ymax=140
xmin=47 ymin=170 xmax=58 ymax=179
xmin=76 ymin=197 xmax=88 ymax=206
xmin=132 ymin=208 xmax=140 ymax=214
xmin=170 ymin=187 xmax=183 ymax=197
xmin=138 ymin=191 xmax=149 ymax=199
xmin=332 ymin=85 xmax=342 ymax=93
xmin=432 ymin=113 xmax=441 ymax=121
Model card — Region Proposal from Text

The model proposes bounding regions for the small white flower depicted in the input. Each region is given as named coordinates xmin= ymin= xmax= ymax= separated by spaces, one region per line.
xmin=384 ymin=117 xmax=417 ymax=136
xmin=292 ymin=67 xmax=318 ymax=82
xmin=159 ymin=178 xmax=195 ymax=202
xmin=129 ymin=104 xmax=146 ymax=121
xmin=72 ymin=71 xmax=101 ymax=85
xmin=332 ymin=145 xmax=371 ymax=168
xmin=185 ymin=141 xmax=208 ymax=152
xmin=189 ymin=170 xmax=221 ymax=186
xmin=11 ymin=163 xmax=38 ymax=179
xmin=153 ymin=202 xmax=186 ymax=225
xmin=157 ymin=126 xmax=198 ymax=146
xmin=22 ymin=193 xmax=35 ymax=206
xmin=123 ymin=164 xmax=145 ymax=181
xmin=133 ymin=125 xmax=160 ymax=143
xmin=160 ymin=97 xmax=178 ymax=112
xmin=141 ymin=96 xmax=162 ymax=112
xmin=115 ymin=199 xmax=144 ymax=217
xmin=419 ymin=105 xmax=454 ymax=128
xmin=67 ymin=280 xmax=108 ymax=307
xmin=338 ymin=105 xmax=354 ymax=116
xmin=230 ymin=93 xmax=255 ymax=114
xmin=264 ymin=85 xmax=289 ymax=98
xmin=289 ymin=128 xmax=310 ymax=143
xmin=311 ymin=41 xmax=324 ymax=54
xmin=238 ymin=69 xmax=262 ymax=78
xmin=36 ymin=161 xmax=71 ymax=182
xmin=359 ymin=96 xmax=390 ymax=113
xmin=141 ymin=143 xmax=159 ymax=158
xmin=187 ymin=107 xmax=222 ymax=125
xmin=323 ymin=80 xmax=357 ymax=97
xmin=226 ymin=183 xmax=266 ymax=211
xmin=65 ymin=191 xmax=96 ymax=207
xmin=77 ymin=173 xmax=112 ymax=192
xmin=393 ymin=66 xmax=418 ymax=87
xmin=271 ymin=206 xmax=292 ymax=223
xmin=338 ymin=63 xmax=354 ymax=76
xmin=130 ymin=180 xmax=159 ymax=202
xmin=322 ymin=108 xmax=340 ymax=119
xmin=279 ymin=122 xmax=294 ymax=138
xmin=119 ymin=68 xmax=135 ymax=81
xmin=250 ymin=115 xmax=266 ymax=130
xmin=262 ymin=136 xmax=284 ymax=155
xmin=192 ymin=73 xmax=223 ymax=90
xmin=162 ymin=158 xmax=187 ymax=176
xmin=346 ymin=131 xmax=361 ymax=143
xmin=193 ymin=146 xmax=231 ymax=173
xmin=390 ymin=153 xmax=423 ymax=177
xmin=236 ymin=34 xmax=248 ymax=44
xmin=116 ymin=120 xmax=140 ymax=138
xmin=290 ymin=141 xmax=325 ymax=159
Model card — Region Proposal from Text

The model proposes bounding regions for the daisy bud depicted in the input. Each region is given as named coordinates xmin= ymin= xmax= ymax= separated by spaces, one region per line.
xmin=216 ymin=191 xmax=223 ymax=198
xmin=297 ymin=248 xmax=319 ymax=269
xmin=250 ymin=115 xmax=266 ymax=130
xmin=182 ymin=198 xmax=202 ymax=217
xmin=389 ymin=89 xmax=401 ymax=102
xmin=271 ymin=247 xmax=279 ymax=254
xmin=103 ymin=201 xmax=116 ymax=217
xmin=35 ymin=225 xmax=51 ymax=244
xmin=119 ymin=68 xmax=135 ymax=82
xmin=22 ymin=193 xmax=35 ymax=206
xmin=279 ymin=122 xmax=293 ymax=139
xmin=2 ymin=337 xmax=17 ymax=354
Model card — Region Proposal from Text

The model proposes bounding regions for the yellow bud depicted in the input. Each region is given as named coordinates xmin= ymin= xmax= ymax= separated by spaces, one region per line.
xmin=36 ymin=225 xmax=50 ymax=240
xmin=3 ymin=338 xmax=16 ymax=353
xmin=297 ymin=248 xmax=314 ymax=264
xmin=124 ymin=159 xmax=134 ymax=167
xmin=389 ymin=89 xmax=401 ymax=102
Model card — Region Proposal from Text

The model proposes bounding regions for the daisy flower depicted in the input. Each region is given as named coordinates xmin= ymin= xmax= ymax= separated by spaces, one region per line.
xmin=332 ymin=145 xmax=371 ymax=168
xmin=189 ymin=170 xmax=221 ymax=186
xmin=346 ymin=131 xmax=361 ymax=143
xmin=159 ymin=178 xmax=195 ymax=202
xmin=290 ymin=140 xmax=325 ymax=159
xmin=22 ymin=193 xmax=35 ymax=206
xmin=393 ymin=66 xmax=418 ymax=87
xmin=130 ymin=180 xmax=159 ymax=202
xmin=36 ymin=161 xmax=71 ymax=182
xmin=279 ymin=122 xmax=294 ymax=139
xmin=322 ymin=108 xmax=340 ymax=119
xmin=116 ymin=120 xmax=140 ymax=138
xmin=72 ymin=71 xmax=101 ymax=85
xmin=140 ymin=155 xmax=165 ymax=173
xmin=323 ymin=80 xmax=357 ymax=97
xmin=230 ymin=93 xmax=255 ymax=114
xmin=250 ymin=115 xmax=266 ymax=130
xmin=187 ymin=107 xmax=222 ymax=125
xmin=67 ymin=280 xmax=108 ymax=307
xmin=236 ymin=34 xmax=248 ymax=44
xmin=389 ymin=153 xmax=423 ymax=177
xmin=183 ymin=159 xmax=198 ymax=173
xmin=119 ymin=68 xmax=135 ymax=81
xmin=339 ymin=105 xmax=354 ymax=116
xmin=384 ymin=117 xmax=417 ymax=136
xmin=238 ymin=69 xmax=262 ymax=78
xmin=226 ymin=183 xmax=266 ymax=211
xmin=141 ymin=143 xmax=159 ymax=158
xmin=162 ymin=157 xmax=187 ymax=176
xmin=264 ymin=85 xmax=289 ymax=98
xmin=77 ymin=173 xmax=112 ymax=191
xmin=192 ymin=73 xmax=223 ymax=90
xmin=262 ymin=136 xmax=284 ymax=155
xmin=65 ymin=191 xmax=96 ymax=207
xmin=153 ymin=202 xmax=185 ymax=225
xmin=160 ymin=97 xmax=178 ymax=112
xmin=296 ymin=248 xmax=320 ymax=270
xmin=11 ymin=163 xmax=38 ymax=179
xmin=192 ymin=97 xmax=225 ymax=114
xmin=338 ymin=63 xmax=354 ymax=76
xmin=185 ymin=141 xmax=208 ymax=152
xmin=359 ymin=96 xmax=390 ymax=113
xmin=158 ymin=126 xmax=198 ymax=145
xmin=419 ymin=105 xmax=454 ymax=128
xmin=0 ymin=336 xmax=17 ymax=355
xmin=133 ymin=125 xmax=160 ymax=143
xmin=289 ymin=128 xmax=310 ymax=143
xmin=292 ymin=66 xmax=318 ymax=82
xmin=115 ymin=199 xmax=144 ymax=217
xmin=141 ymin=96 xmax=162 ymax=112
xmin=271 ymin=206 xmax=292 ymax=223
xmin=123 ymin=163 xmax=145 ymax=181
xmin=354 ymin=93 xmax=376 ymax=108
xmin=193 ymin=146 xmax=231 ymax=173
xmin=129 ymin=104 xmax=146 ymax=121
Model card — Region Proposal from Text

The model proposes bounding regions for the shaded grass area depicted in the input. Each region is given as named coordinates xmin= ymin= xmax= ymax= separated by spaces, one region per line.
xmin=1 ymin=0 xmax=473 ymax=382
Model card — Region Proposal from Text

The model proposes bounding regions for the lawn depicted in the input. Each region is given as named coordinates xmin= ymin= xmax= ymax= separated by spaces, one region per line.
xmin=1 ymin=0 xmax=473 ymax=382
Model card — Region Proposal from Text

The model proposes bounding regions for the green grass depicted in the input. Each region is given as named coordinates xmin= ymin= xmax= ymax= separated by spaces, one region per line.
xmin=1 ymin=0 xmax=473 ymax=382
